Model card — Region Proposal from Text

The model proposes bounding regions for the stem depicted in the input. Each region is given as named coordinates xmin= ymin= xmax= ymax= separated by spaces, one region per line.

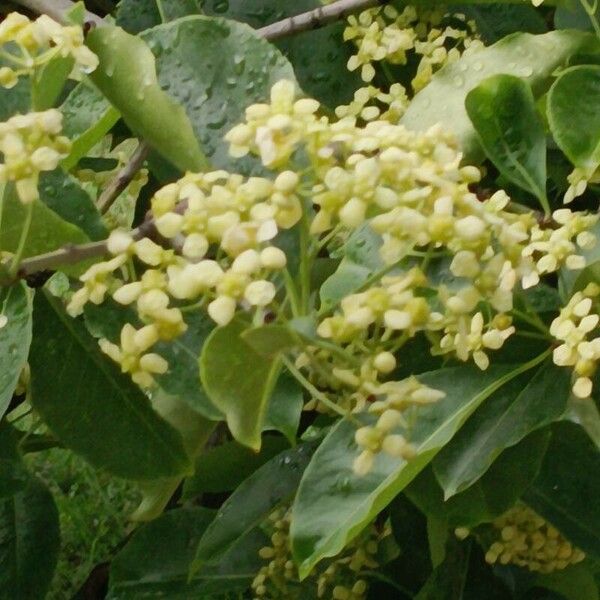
xmin=511 ymin=308 xmax=550 ymax=335
xmin=9 ymin=202 xmax=33 ymax=276
xmin=299 ymin=204 xmax=312 ymax=314
xmin=282 ymin=354 xmax=348 ymax=418
xmin=283 ymin=268 xmax=301 ymax=317
xmin=96 ymin=142 xmax=150 ymax=214
xmin=12 ymin=0 xmax=104 ymax=25
xmin=256 ymin=0 xmax=390 ymax=41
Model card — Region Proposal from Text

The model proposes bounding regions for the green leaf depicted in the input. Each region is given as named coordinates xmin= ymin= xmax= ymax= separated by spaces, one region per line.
xmin=60 ymin=82 xmax=120 ymax=171
xmin=0 ymin=78 xmax=30 ymax=122
xmin=31 ymin=55 xmax=73 ymax=111
xmin=433 ymin=362 xmax=570 ymax=498
xmin=320 ymin=224 xmax=384 ymax=311
xmin=402 ymin=31 xmax=599 ymax=160
xmin=241 ymin=324 xmax=298 ymax=358
xmin=182 ymin=435 xmax=290 ymax=498
xmin=38 ymin=169 xmax=107 ymax=241
xmin=85 ymin=25 xmax=206 ymax=172
xmin=200 ymin=319 xmax=281 ymax=450
xmin=140 ymin=16 xmax=296 ymax=170
xmin=408 ymin=429 xmax=550 ymax=528
xmin=290 ymin=363 xmax=541 ymax=578
xmin=460 ymin=4 xmax=547 ymax=44
xmin=525 ymin=421 xmax=600 ymax=558
xmin=466 ymin=74 xmax=547 ymax=207
xmin=109 ymin=507 xmax=264 ymax=599
xmin=264 ymin=372 xmax=304 ymax=444
xmin=0 ymin=283 xmax=32 ymax=419
xmin=535 ymin=564 xmax=599 ymax=600
xmin=202 ymin=0 xmax=361 ymax=107
xmin=0 ymin=477 xmax=60 ymax=600
xmin=117 ymin=0 xmax=202 ymax=33
xmin=0 ymin=183 xmax=89 ymax=260
xmin=555 ymin=1 xmax=600 ymax=32
xmin=192 ymin=442 xmax=315 ymax=571
xmin=548 ymin=65 xmax=600 ymax=172
xmin=29 ymin=291 xmax=190 ymax=480
xmin=0 ymin=424 xmax=29 ymax=500
xmin=84 ymin=301 xmax=222 ymax=419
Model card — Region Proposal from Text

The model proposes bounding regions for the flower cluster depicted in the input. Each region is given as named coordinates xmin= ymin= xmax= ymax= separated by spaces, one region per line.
xmin=0 ymin=109 xmax=71 ymax=204
xmin=68 ymin=167 xmax=299 ymax=386
xmin=343 ymin=6 xmax=480 ymax=88
xmin=483 ymin=504 xmax=585 ymax=572
xmin=0 ymin=12 xmax=98 ymax=88
xmin=551 ymin=283 xmax=600 ymax=399
xmin=252 ymin=507 xmax=384 ymax=599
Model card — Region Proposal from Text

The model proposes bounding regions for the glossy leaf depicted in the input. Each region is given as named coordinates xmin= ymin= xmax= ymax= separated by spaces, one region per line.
xmin=264 ymin=372 xmax=304 ymax=444
xmin=433 ymin=362 xmax=570 ymax=498
xmin=202 ymin=0 xmax=361 ymax=107
xmin=0 ymin=79 xmax=29 ymax=122
xmin=140 ymin=16 xmax=296 ymax=170
xmin=320 ymin=224 xmax=384 ymax=311
xmin=525 ymin=421 xmax=600 ymax=557
xmin=408 ymin=429 xmax=550 ymax=528
xmin=535 ymin=564 xmax=599 ymax=600
xmin=192 ymin=442 xmax=315 ymax=571
xmin=86 ymin=25 xmax=206 ymax=172
xmin=200 ymin=320 xmax=281 ymax=450
xmin=109 ymin=507 xmax=263 ymax=599
xmin=85 ymin=301 xmax=222 ymax=419
xmin=116 ymin=0 xmax=201 ymax=33
xmin=182 ymin=435 xmax=289 ymax=498
xmin=0 ymin=283 xmax=32 ymax=419
xmin=402 ymin=31 xmax=599 ymax=159
xmin=0 ymin=477 xmax=60 ymax=600
xmin=461 ymin=4 xmax=547 ymax=44
xmin=466 ymin=75 xmax=547 ymax=205
xmin=555 ymin=1 xmax=599 ymax=32
xmin=60 ymin=82 xmax=120 ymax=171
xmin=290 ymin=363 xmax=535 ymax=578
xmin=0 ymin=424 xmax=28 ymax=500
xmin=29 ymin=291 xmax=190 ymax=480
xmin=38 ymin=169 xmax=107 ymax=241
xmin=548 ymin=65 xmax=600 ymax=171
xmin=0 ymin=183 xmax=89 ymax=260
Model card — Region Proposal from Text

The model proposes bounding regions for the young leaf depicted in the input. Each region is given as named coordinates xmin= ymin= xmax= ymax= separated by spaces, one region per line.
xmin=140 ymin=16 xmax=296 ymax=170
xmin=290 ymin=363 xmax=540 ymax=579
xmin=433 ymin=362 xmax=570 ymax=498
xmin=0 ymin=477 xmax=60 ymax=600
xmin=192 ymin=442 xmax=315 ymax=571
xmin=200 ymin=320 xmax=281 ymax=450
xmin=402 ymin=31 xmax=599 ymax=159
xmin=0 ymin=283 xmax=32 ymax=419
xmin=524 ymin=421 xmax=600 ymax=558
xmin=85 ymin=25 xmax=207 ymax=173
xmin=466 ymin=74 xmax=548 ymax=209
xmin=108 ymin=507 xmax=264 ymax=599
xmin=29 ymin=291 xmax=190 ymax=480
xmin=548 ymin=65 xmax=600 ymax=171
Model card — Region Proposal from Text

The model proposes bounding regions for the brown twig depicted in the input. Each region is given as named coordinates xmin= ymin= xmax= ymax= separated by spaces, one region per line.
xmin=13 ymin=0 xmax=104 ymax=25
xmin=97 ymin=142 xmax=150 ymax=214
xmin=257 ymin=0 xmax=388 ymax=41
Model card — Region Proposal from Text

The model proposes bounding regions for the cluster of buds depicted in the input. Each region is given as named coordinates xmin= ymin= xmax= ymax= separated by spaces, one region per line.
xmin=483 ymin=504 xmax=585 ymax=573
xmin=551 ymin=283 xmax=600 ymax=399
xmin=252 ymin=508 xmax=383 ymax=600
xmin=0 ymin=12 xmax=98 ymax=88
xmin=0 ymin=109 xmax=71 ymax=204
xmin=343 ymin=6 xmax=479 ymax=87
xmin=335 ymin=83 xmax=409 ymax=123
xmin=68 ymin=166 xmax=297 ymax=385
